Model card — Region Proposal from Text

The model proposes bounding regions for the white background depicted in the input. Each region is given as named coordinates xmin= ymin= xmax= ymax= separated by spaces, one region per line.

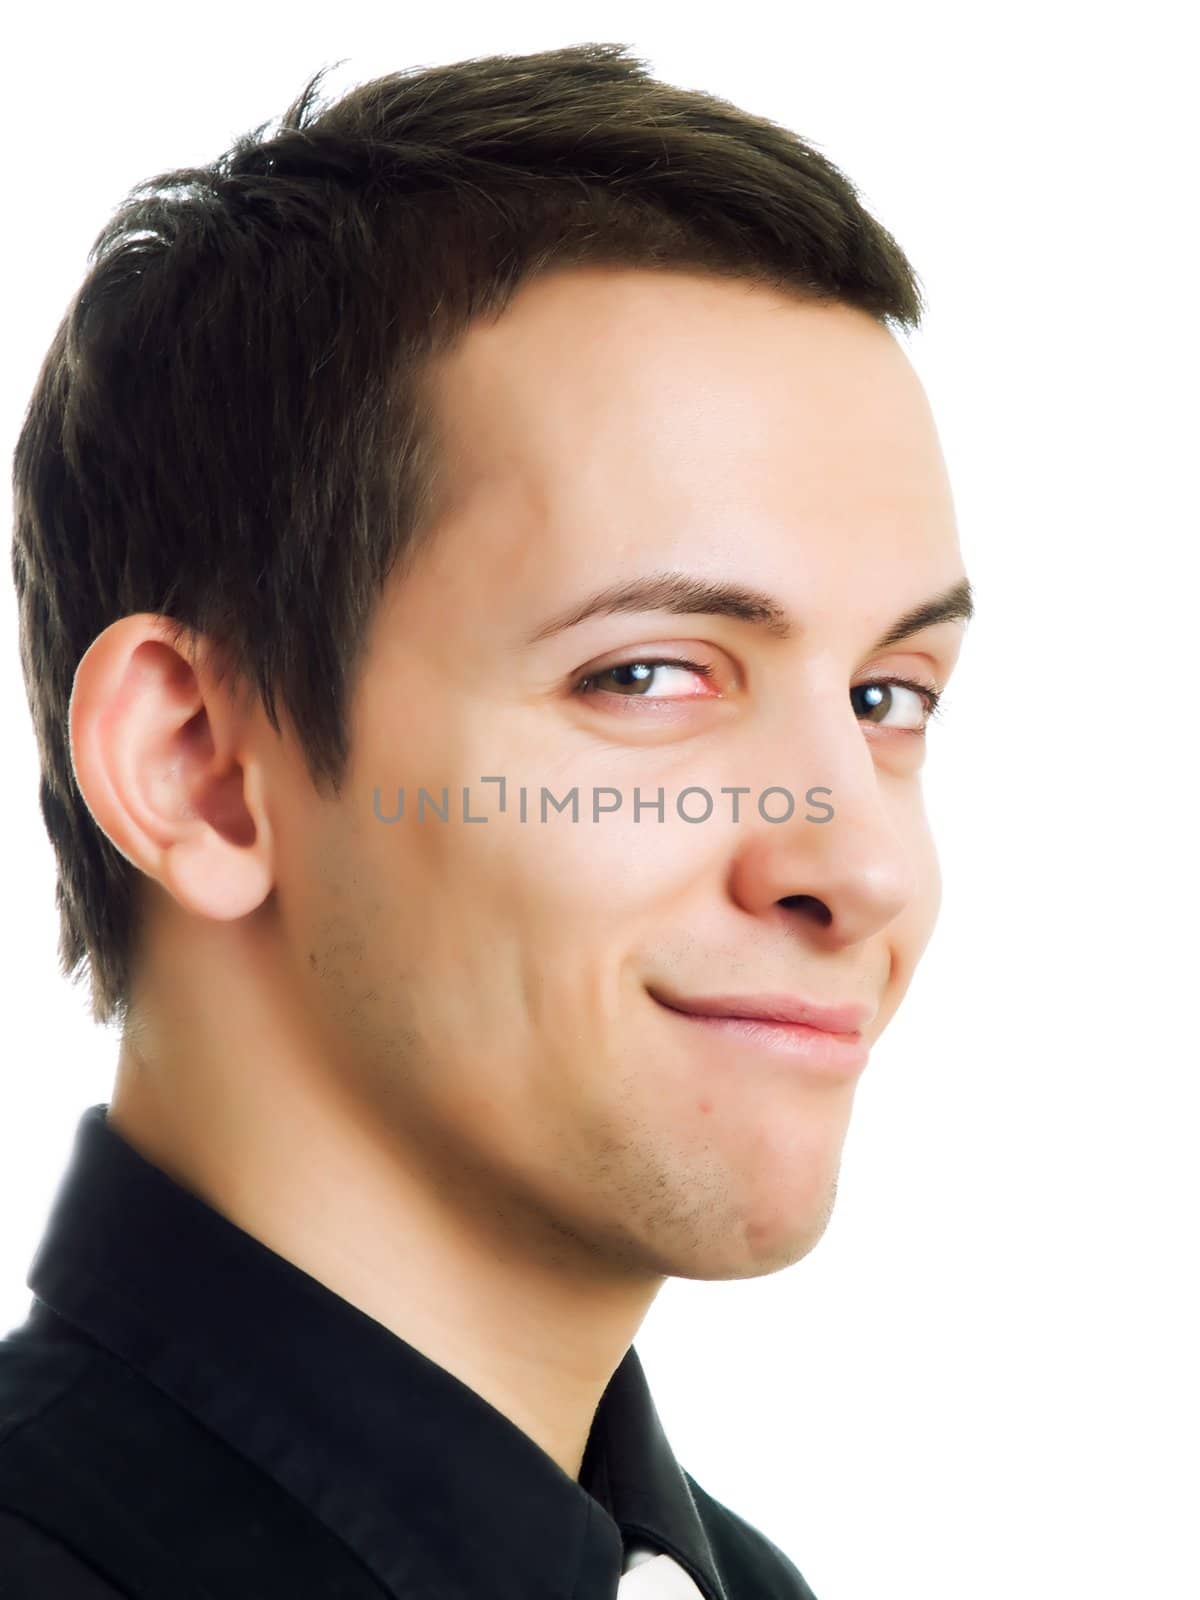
xmin=2 ymin=5 xmax=1196 ymax=1598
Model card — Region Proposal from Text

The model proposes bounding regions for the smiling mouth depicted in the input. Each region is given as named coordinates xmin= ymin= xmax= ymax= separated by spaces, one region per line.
xmin=646 ymin=986 xmax=873 ymax=1034
xmin=647 ymin=990 xmax=872 ymax=1072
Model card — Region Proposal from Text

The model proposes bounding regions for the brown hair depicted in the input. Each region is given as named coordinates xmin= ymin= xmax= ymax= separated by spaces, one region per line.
xmin=10 ymin=41 xmax=924 ymax=1027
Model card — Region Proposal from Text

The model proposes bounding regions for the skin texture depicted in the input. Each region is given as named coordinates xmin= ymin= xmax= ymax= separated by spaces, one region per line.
xmin=71 ymin=265 xmax=969 ymax=1482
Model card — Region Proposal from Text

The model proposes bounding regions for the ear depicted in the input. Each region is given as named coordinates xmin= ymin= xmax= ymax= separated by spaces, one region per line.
xmin=68 ymin=615 xmax=275 ymax=921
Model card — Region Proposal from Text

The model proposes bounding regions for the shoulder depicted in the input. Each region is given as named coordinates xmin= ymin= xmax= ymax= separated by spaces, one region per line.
xmin=684 ymin=1470 xmax=822 ymax=1599
xmin=0 ymin=1303 xmax=233 ymax=1593
xmin=0 ymin=1299 xmax=104 ymax=1488
xmin=0 ymin=1302 xmax=386 ymax=1596
xmin=0 ymin=1510 xmax=131 ymax=1597
xmin=0 ymin=1302 xmax=133 ymax=1592
xmin=0 ymin=1298 xmax=111 ymax=1464
xmin=0 ymin=1299 xmax=99 ymax=1432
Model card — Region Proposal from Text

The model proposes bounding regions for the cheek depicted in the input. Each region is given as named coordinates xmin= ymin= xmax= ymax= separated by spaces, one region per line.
xmin=349 ymin=790 xmax=673 ymax=990
xmin=491 ymin=796 xmax=713 ymax=933
xmin=913 ymin=800 xmax=943 ymax=924
xmin=890 ymin=803 xmax=943 ymax=975
xmin=395 ymin=800 xmax=709 ymax=1028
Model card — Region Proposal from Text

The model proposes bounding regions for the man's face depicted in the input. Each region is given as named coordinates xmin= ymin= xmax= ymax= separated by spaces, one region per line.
xmin=273 ymin=267 xmax=968 ymax=1283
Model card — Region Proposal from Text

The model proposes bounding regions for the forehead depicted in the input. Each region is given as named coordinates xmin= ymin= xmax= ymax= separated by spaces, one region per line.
xmin=420 ymin=266 xmax=956 ymax=584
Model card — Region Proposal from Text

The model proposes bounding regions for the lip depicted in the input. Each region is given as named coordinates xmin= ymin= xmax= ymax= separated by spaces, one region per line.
xmin=648 ymin=990 xmax=874 ymax=1034
xmin=648 ymin=989 xmax=874 ymax=1073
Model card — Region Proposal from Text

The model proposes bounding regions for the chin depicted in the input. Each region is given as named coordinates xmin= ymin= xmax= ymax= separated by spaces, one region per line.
xmin=665 ymin=1185 xmax=840 ymax=1283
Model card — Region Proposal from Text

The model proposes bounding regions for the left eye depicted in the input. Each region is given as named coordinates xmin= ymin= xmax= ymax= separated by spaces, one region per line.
xmin=851 ymin=677 xmax=943 ymax=733
xmin=574 ymin=658 xmax=717 ymax=699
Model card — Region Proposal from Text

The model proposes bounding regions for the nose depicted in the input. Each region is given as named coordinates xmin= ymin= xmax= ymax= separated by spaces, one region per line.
xmin=725 ymin=692 xmax=922 ymax=948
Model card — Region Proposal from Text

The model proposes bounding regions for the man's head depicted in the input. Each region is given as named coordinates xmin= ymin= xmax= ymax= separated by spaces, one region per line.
xmin=13 ymin=44 xmax=970 ymax=1286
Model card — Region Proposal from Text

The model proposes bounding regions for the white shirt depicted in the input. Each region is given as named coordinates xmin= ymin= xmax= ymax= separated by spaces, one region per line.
xmin=619 ymin=1537 xmax=708 ymax=1596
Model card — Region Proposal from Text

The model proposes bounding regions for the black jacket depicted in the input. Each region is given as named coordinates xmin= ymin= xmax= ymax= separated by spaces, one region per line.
xmin=0 ymin=1103 xmax=819 ymax=1597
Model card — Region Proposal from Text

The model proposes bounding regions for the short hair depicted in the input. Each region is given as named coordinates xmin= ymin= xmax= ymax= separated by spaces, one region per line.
xmin=10 ymin=41 xmax=924 ymax=1028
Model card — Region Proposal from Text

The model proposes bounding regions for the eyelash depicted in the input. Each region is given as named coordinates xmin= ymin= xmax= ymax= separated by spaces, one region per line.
xmin=573 ymin=658 xmax=944 ymax=732
xmin=574 ymin=657 xmax=716 ymax=693
xmin=855 ymin=675 xmax=944 ymax=733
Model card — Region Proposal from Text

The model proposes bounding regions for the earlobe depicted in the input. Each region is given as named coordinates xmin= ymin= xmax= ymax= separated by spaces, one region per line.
xmin=68 ymin=614 xmax=276 ymax=922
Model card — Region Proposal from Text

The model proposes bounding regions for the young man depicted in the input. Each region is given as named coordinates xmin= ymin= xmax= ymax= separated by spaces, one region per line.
xmin=2 ymin=40 xmax=972 ymax=1598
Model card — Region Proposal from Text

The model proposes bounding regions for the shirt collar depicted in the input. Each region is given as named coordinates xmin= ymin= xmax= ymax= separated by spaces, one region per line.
xmin=26 ymin=1104 xmax=726 ymax=1599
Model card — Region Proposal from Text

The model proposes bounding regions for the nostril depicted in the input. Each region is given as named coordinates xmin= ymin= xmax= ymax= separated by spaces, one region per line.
xmin=779 ymin=894 xmax=832 ymax=927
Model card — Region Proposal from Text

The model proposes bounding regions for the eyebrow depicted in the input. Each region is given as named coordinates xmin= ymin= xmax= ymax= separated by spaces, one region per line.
xmin=524 ymin=570 xmax=975 ymax=654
